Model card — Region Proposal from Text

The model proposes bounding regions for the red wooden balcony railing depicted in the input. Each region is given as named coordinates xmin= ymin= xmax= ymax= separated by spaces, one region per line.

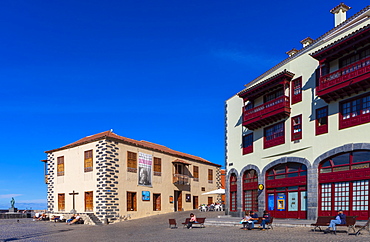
xmin=242 ymin=96 xmax=290 ymax=130
xmin=317 ymin=56 xmax=370 ymax=100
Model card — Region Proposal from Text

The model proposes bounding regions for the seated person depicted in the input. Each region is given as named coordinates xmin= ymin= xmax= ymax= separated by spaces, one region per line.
xmin=187 ymin=213 xmax=197 ymax=229
xmin=260 ymin=211 xmax=271 ymax=230
xmin=66 ymin=214 xmax=76 ymax=224
xmin=241 ymin=212 xmax=252 ymax=230
xmin=247 ymin=211 xmax=259 ymax=230
xmin=68 ymin=214 xmax=81 ymax=225
xmin=33 ymin=212 xmax=40 ymax=220
xmin=38 ymin=213 xmax=47 ymax=221
xmin=324 ymin=210 xmax=346 ymax=233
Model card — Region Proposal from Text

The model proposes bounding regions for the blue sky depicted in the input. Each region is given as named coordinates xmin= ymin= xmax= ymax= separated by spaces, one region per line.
xmin=0 ymin=1 xmax=367 ymax=209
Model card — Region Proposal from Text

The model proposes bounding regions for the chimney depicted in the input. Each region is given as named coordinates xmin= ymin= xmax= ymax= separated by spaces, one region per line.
xmin=330 ymin=3 xmax=351 ymax=27
xmin=286 ymin=48 xmax=299 ymax=57
xmin=300 ymin=37 xmax=314 ymax=48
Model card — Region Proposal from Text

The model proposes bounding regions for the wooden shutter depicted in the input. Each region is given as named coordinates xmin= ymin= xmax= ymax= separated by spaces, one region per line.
xmin=85 ymin=191 xmax=93 ymax=212
xmin=193 ymin=166 xmax=199 ymax=181
xmin=154 ymin=157 xmax=161 ymax=176
xmin=57 ymin=156 xmax=64 ymax=176
xmin=153 ymin=193 xmax=161 ymax=211
xmin=127 ymin=152 xmax=137 ymax=172
xmin=208 ymin=197 xmax=213 ymax=205
xmin=127 ymin=192 xmax=137 ymax=211
xmin=84 ymin=150 xmax=93 ymax=172
xmin=208 ymin=169 xmax=213 ymax=183
xmin=58 ymin=193 xmax=65 ymax=211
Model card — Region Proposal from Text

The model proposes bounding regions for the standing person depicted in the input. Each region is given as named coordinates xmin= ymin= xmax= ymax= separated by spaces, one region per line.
xmin=241 ymin=211 xmax=252 ymax=230
xmin=187 ymin=213 xmax=197 ymax=229
xmin=260 ymin=211 xmax=271 ymax=230
xmin=247 ymin=211 xmax=259 ymax=230
xmin=324 ymin=210 xmax=346 ymax=233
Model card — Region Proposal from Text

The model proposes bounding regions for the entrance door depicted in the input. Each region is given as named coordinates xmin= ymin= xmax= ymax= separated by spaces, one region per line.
xmin=193 ymin=196 xmax=199 ymax=209
xmin=174 ymin=191 xmax=182 ymax=211
xmin=58 ymin=193 xmax=65 ymax=211
xmin=153 ymin=193 xmax=161 ymax=211
xmin=85 ymin=191 xmax=93 ymax=212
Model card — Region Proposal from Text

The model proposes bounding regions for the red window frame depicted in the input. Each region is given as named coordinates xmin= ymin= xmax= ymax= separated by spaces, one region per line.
xmin=230 ymin=174 xmax=237 ymax=212
xmin=243 ymin=170 xmax=258 ymax=212
xmin=339 ymin=93 xmax=370 ymax=129
xmin=316 ymin=106 xmax=328 ymax=135
xmin=291 ymin=115 xmax=302 ymax=141
xmin=242 ymin=133 xmax=253 ymax=155
xmin=264 ymin=122 xmax=285 ymax=149
xmin=291 ymin=77 xmax=302 ymax=104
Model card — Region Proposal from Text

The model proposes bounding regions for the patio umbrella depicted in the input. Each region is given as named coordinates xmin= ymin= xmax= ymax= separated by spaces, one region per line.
xmin=201 ymin=188 xmax=225 ymax=195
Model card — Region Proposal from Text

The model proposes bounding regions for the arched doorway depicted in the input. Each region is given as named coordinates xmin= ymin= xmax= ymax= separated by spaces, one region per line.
xmin=318 ymin=150 xmax=370 ymax=220
xmin=242 ymin=169 xmax=258 ymax=212
xmin=266 ymin=162 xmax=307 ymax=219
xmin=230 ymin=173 xmax=237 ymax=212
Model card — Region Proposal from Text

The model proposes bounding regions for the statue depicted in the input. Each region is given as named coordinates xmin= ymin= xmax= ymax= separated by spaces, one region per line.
xmin=10 ymin=197 xmax=15 ymax=208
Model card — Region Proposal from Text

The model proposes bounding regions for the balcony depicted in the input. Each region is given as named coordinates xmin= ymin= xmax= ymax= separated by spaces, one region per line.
xmin=317 ymin=57 xmax=370 ymax=102
xmin=242 ymin=96 xmax=291 ymax=130
xmin=173 ymin=174 xmax=190 ymax=185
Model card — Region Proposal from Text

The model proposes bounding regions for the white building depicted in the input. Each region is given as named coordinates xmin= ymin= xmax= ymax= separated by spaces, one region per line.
xmin=225 ymin=3 xmax=370 ymax=220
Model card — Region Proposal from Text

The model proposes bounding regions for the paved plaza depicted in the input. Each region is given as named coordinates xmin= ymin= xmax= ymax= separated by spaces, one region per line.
xmin=1 ymin=211 xmax=369 ymax=241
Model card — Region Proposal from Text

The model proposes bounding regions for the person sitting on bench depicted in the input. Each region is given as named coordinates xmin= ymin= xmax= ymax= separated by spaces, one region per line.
xmin=247 ymin=211 xmax=259 ymax=230
xmin=260 ymin=210 xmax=271 ymax=231
xmin=324 ymin=210 xmax=346 ymax=233
xmin=187 ymin=213 xmax=197 ymax=229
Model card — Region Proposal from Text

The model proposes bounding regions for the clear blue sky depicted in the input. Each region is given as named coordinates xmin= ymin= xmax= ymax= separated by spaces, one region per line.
xmin=0 ymin=1 xmax=366 ymax=209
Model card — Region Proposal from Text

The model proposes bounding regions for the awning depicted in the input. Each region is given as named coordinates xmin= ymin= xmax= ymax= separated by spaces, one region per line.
xmin=172 ymin=159 xmax=191 ymax=165
xmin=201 ymin=188 xmax=225 ymax=195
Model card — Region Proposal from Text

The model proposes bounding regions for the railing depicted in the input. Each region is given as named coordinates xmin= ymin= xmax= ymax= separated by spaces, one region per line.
xmin=173 ymin=174 xmax=190 ymax=185
xmin=319 ymin=56 xmax=370 ymax=91
xmin=242 ymin=96 xmax=290 ymax=122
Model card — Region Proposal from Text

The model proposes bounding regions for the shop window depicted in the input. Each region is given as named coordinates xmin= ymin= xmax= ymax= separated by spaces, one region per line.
xmin=57 ymin=156 xmax=64 ymax=176
xmin=84 ymin=150 xmax=93 ymax=172
xmin=340 ymin=93 xmax=370 ymax=129
xmin=291 ymin=115 xmax=302 ymax=141
xmin=264 ymin=122 xmax=285 ymax=149
xmin=316 ymin=106 xmax=328 ymax=135
xmin=127 ymin=151 xmax=137 ymax=173
xmin=242 ymin=133 xmax=253 ymax=155
xmin=291 ymin=77 xmax=302 ymax=104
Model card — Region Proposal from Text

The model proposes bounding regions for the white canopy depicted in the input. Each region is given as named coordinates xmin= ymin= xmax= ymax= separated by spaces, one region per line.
xmin=201 ymin=188 xmax=225 ymax=195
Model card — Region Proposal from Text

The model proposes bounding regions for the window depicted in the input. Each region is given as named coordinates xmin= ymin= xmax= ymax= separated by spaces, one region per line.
xmin=84 ymin=150 xmax=93 ymax=172
xmin=193 ymin=166 xmax=199 ymax=182
xmin=58 ymin=193 xmax=65 ymax=211
xmin=243 ymin=170 xmax=258 ymax=212
xmin=264 ymin=88 xmax=284 ymax=103
xmin=153 ymin=157 xmax=161 ymax=176
xmin=153 ymin=193 xmax=161 ymax=211
xmin=267 ymin=163 xmax=307 ymax=180
xmin=127 ymin=192 xmax=137 ymax=211
xmin=316 ymin=106 xmax=328 ymax=135
xmin=57 ymin=156 xmax=64 ymax=176
xmin=291 ymin=77 xmax=302 ymax=104
xmin=340 ymin=93 xmax=370 ymax=129
xmin=242 ymin=133 xmax=253 ymax=155
xmin=230 ymin=174 xmax=237 ymax=212
xmin=319 ymin=151 xmax=370 ymax=174
xmin=264 ymin=122 xmax=285 ymax=149
xmin=127 ymin=151 xmax=137 ymax=173
xmin=208 ymin=169 xmax=213 ymax=183
xmin=291 ymin=115 xmax=302 ymax=141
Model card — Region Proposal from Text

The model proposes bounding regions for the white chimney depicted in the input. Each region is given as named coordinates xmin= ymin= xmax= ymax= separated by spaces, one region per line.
xmin=300 ymin=37 xmax=314 ymax=48
xmin=286 ymin=48 xmax=299 ymax=57
xmin=330 ymin=3 xmax=351 ymax=27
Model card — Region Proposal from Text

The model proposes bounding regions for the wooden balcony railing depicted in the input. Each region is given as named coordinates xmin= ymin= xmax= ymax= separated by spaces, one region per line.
xmin=318 ymin=56 xmax=370 ymax=93
xmin=173 ymin=174 xmax=190 ymax=185
xmin=242 ymin=96 xmax=290 ymax=130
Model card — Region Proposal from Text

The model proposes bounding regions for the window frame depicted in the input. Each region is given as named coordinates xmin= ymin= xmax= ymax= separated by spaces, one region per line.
xmin=316 ymin=106 xmax=328 ymax=135
xmin=84 ymin=150 xmax=93 ymax=172
xmin=291 ymin=115 xmax=302 ymax=141
xmin=193 ymin=166 xmax=199 ymax=182
xmin=208 ymin=169 xmax=213 ymax=183
xmin=57 ymin=156 xmax=64 ymax=176
xmin=291 ymin=77 xmax=302 ymax=104
xmin=127 ymin=151 xmax=137 ymax=173
xmin=127 ymin=191 xmax=137 ymax=211
xmin=153 ymin=157 xmax=161 ymax=176
xmin=339 ymin=93 xmax=370 ymax=129
xmin=242 ymin=133 xmax=253 ymax=155
xmin=264 ymin=121 xmax=285 ymax=149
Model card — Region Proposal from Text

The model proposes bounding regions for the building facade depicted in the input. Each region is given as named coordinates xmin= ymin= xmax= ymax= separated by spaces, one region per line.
xmin=43 ymin=131 xmax=221 ymax=223
xmin=225 ymin=3 xmax=370 ymax=220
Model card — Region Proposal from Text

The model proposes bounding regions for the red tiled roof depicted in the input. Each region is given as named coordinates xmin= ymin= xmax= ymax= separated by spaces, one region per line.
xmin=45 ymin=131 xmax=221 ymax=167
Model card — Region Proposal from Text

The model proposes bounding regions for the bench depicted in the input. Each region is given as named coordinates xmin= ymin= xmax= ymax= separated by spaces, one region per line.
xmin=169 ymin=219 xmax=177 ymax=228
xmin=182 ymin=217 xmax=206 ymax=228
xmin=349 ymin=217 xmax=370 ymax=236
xmin=311 ymin=216 xmax=357 ymax=233
xmin=243 ymin=217 xmax=274 ymax=230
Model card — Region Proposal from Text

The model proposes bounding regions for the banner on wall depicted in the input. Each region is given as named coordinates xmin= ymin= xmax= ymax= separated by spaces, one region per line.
xmin=138 ymin=152 xmax=152 ymax=186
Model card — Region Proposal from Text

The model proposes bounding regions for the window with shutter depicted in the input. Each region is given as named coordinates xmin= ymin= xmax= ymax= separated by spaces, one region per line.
xmin=154 ymin=157 xmax=161 ymax=176
xmin=58 ymin=193 xmax=65 ymax=211
xmin=193 ymin=166 xmax=199 ymax=182
xmin=57 ymin=156 xmax=64 ymax=176
xmin=84 ymin=150 xmax=93 ymax=172
xmin=127 ymin=192 xmax=137 ymax=211
xmin=208 ymin=169 xmax=213 ymax=183
xmin=127 ymin=151 xmax=137 ymax=173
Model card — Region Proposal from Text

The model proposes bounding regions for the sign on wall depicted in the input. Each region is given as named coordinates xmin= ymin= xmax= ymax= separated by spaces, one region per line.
xmin=138 ymin=152 xmax=152 ymax=186
xmin=142 ymin=191 xmax=150 ymax=201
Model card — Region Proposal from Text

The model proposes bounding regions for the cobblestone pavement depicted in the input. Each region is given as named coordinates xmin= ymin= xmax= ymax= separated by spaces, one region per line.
xmin=1 ymin=211 xmax=369 ymax=242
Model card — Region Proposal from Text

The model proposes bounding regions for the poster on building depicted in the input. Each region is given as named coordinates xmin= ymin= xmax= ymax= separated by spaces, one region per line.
xmin=138 ymin=152 xmax=152 ymax=186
